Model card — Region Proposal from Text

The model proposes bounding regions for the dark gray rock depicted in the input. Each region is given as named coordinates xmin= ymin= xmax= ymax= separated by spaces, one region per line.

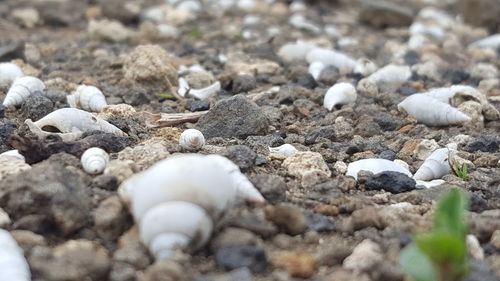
xmin=225 ymin=213 xmax=278 ymax=238
xmin=374 ymin=113 xmax=403 ymax=131
xmin=215 ymin=245 xmax=267 ymax=273
xmin=20 ymin=92 xmax=54 ymax=121
xmin=197 ymin=95 xmax=269 ymax=139
xmin=0 ymin=118 xmax=15 ymax=152
xmin=365 ymin=171 xmax=416 ymax=193
xmin=0 ymin=162 xmax=91 ymax=235
xmin=232 ymin=75 xmax=257 ymax=94
xmin=355 ymin=115 xmax=383 ymax=137
xmin=249 ymin=174 xmax=287 ymax=203
xmin=465 ymin=136 xmax=499 ymax=153
xmin=0 ymin=41 xmax=24 ymax=60
xmin=379 ymin=150 xmax=397 ymax=161
xmin=295 ymin=74 xmax=318 ymax=89
xmin=224 ymin=145 xmax=257 ymax=170
xmin=305 ymin=213 xmax=336 ymax=232
xmin=210 ymin=227 xmax=259 ymax=252
xmin=186 ymin=100 xmax=211 ymax=112
xmin=245 ymin=134 xmax=285 ymax=148
xmin=0 ymin=104 xmax=5 ymax=118
xmin=305 ymin=125 xmax=336 ymax=145
xmin=359 ymin=0 xmax=414 ymax=28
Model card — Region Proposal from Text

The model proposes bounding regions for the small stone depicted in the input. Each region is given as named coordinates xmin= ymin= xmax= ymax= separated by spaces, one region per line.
xmin=0 ymin=156 xmax=31 ymax=181
xmin=12 ymin=8 xmax=40 ymax=28
xmin=465 ymin=260 xmax=499 ymax=281
xmin=140 ymin=260 xmax=191 ymax=281
xmin=365 ymin=171 xmax=416 ymax=194
xmin=359 ymin=0 xmax=414 ymax=27
xmin=305 ymin=213 xmax=336 ymax=232
xmin=117 ymin=138 xmax=169 ymax=171
xmin=345 ymin=207 xmax=384 ymax=232
xmin=264 ymin=204 xmax=307 ymax=235
xmin=197 ymin=95 xmax=269 ymax=139
xmin=185 ymin=71 xmax=215 ymax=89
xmin=19 ymin=92 xmax=54 ymax=121
xmin=186 ymin=100 xmax=211 ymax=112
xmin=232 ymin=74 xmax=257 ymax=94
xmin=10 ymin=230 xmax=46 ymax=251
xmin=87 ymin=19 xmax=132 ymax=43
xmin=215 ymin=245 xmax=267 ymax=274
xmin=226 ymin=213 xmax=278 ymax=238
xmin=343 ymin=239 xmax=383 ymax=273
xmin=211 ymin=227 xmax=259 ymax=252
xmin=98 ymin=0 xmax=140 ymax=23
xmin=465 ymin=136 xmax=499 ymax=153
xmin=92 ymin=174 xmax=119 ymax=190
xmin=224 ymin=145 xmax=257 ymax=170
xmin=467 ymin=234 xmax=485 ymax=260
xmin=491 ymin=230 xmax=500 ymax=249
xmin=94 ymin=196 xmax=128 ymax=241
xmin=469 ymin=210 xmax=500 ymax=242
xmin=249 ymin=174 xmax=287 ymax=203
xmin=196 ymin=268 xmax=253 ymax=281
xmin=305 ymin=125 xmax=336 ymax=145
xmin=272 ymin=251 xmax=316 ymax=278
xmin=104 ymin=160 xmax=137 ymax=184
xmin=327 ymin=268 xmax=371 ymax=281
xmin=282 ymin=151 xmax=331 ymax=188
xmin=314 ymin=205 xmax=339 ymax=216
xmin=379 ymin=150 xmax=397 ymax=161
xmin=0 ymin=41 xmax=24 ymax=61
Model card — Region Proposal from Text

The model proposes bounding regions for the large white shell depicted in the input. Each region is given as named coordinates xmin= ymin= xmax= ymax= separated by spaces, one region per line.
xmin=413 ymin=148 xmax=452 ymax=181
xmin=469 ymin=34 xmax=500 ymax=50
xmin=0 ymin=63 xmax=23 ymax=86
xmin=25 ymin=108 xmax=126 ymax=142
xmin=3 ymin=76 xmax=45 ymax=107
xmin=119 ymin=154 xmax=265 ymax=259
xmin=346 ymin=158 xmax=413 ymax=180
xmin=398 ymin=94 xmax=471 ymax=126
xmin=179 ymin=128 xmax=205 ymax=151
xmin=305 ymin=48 xmax=358 ymax=73
xmin=81 ymin=147 xmax=109 ymax=174
xmin=269 ymin=144 xmax=298 ymax=157
xmin=0 ymin=229 xmax=31 ymax=281
xmin=323 ymin=82 xmax=357 ymax=111
xmin=368 ymin=64 xmax=411 ymax=84
xmin=178 ymin=77 xmax=221 ymax=100
xmin=67 ymin=85 xmax=107 ymax=112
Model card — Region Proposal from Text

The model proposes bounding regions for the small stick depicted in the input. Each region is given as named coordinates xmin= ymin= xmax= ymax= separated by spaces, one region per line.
xmin=139 ymin=111 xmax=208 ymax=128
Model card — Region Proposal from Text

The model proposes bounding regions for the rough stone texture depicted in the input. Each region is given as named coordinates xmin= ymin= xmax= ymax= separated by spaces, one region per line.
xmin=19 ymin=93 xmax=54 ymax=121
xmin=365 ymin=171 xmax=416 ymax=194
xmin=94 ymin=195 xmax=129 ymax=242
xmin=197 ymin=95 xmax=269 ymax=139
xmin=459 ymin=0 xmax=500 ymax=32
xmin=249 ymin=174 xmax=287 ymax=203
xmin=359 ymin=0 xmax=414 ymax=28
xmin=272 ymin=251 xmax=317 ymax=278
xmin=232 ymin=74 xmax=257 ymax=94
xmin=123 ymin=45 xmax=178 ymax=92
xmin=305 ymin=125 xmax=336 ymax=145
xmin=98 ymin=0 xmax=139 ymax=23
xmin=0 ymin=161 xmax=91 ymax=235
xmin=224 ymin=145 xmax=257 ymax=170
xmin=264 ymin=204 xmax=307 ymax=235
xmin=29 ymin=240 xmax=111 ymax=281
xmin=282 ymin=151 xmax=331 ymax=188
xmin=117 ymin=137 xmax=169 ymax=171
xmin=186 ymin=100 xmax=210 ymax=112
xmin=215 ymin=245 xmax=267 ymax=273
xmin=87 ymin=19 xmax=132 ymax=43
xmin=465 ymin=136 xmax=499 ymax=153
xmin=465 ymin=260 xmax=499 ymax=281
xmin=0 ymin=155 xmax=31 ymax=180
xmin=305 ymin=213 xmax=336 ymax=232
xmin=343 ymin=239 xmax=383 ymax=273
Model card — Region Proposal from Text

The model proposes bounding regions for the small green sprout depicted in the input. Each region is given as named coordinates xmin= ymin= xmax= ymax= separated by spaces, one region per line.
xmin=156 ymin=93 xmax=177 ymax=101
xmin=234 ymin=31 xmax=244 ymax=40
xmin=187 ymin=29 xmax=203 ymax=39
xmin=454 ymin=163 xmax=468 ymax=181
xmin=399 ymin=189 xmax=469 ymax=281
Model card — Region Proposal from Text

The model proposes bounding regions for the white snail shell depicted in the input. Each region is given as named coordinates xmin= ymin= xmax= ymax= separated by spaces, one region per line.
xmin=0 ymin=63 xmax=23 ymax=87
xmin=308 ymin=61 xmax=325 ymax=81
xmin=81 ymin=147 xmax=109 ymax=174
xmin=3 ymin=76 xmax=45 ymax=107
xmin=0 ymin=229 xmax=31 ymax=281
xmin=413 ymin=148 xmax=452 ymax=181
xmin=469 ymin=34 xmax=500 ymax=50
xmin=346 ymin=158 xmax=413 ymax=180
xmin=354 ymin=58 xmax=377 ymax=76
xmin=25 ymin=108 xmax=126 ymax=142
xmin=119 ymin=154 xmax=265 ymax=259
xmin=277 ymin=41 xmax=316 ymax=62
xmin=422 ymin=85 xmax=477 ymax=104
xmin=323 ymin=82 xmax=357 ymax=111
xmin=67 ymin=85 xmax=108 ymax=112
xmin=178 ymin=77 xmax=221 ymax=100
xmin=398 ymin=94 xmax=471 ymax=126
xmin=0 ymin=149 xmax=25 ymax=161
xmin=305 ymin=47 xmax=358 ymax=73
xmin=179 ymin=128 xmax=205 ymax=151
xmin=269 ymin=144 xmax=298 ymax=157
xmin=367 ymin=64 xmax=411 ymax=84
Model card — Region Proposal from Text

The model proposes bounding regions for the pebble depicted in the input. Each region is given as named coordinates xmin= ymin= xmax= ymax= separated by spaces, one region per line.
xmin=10 ymin=230 xmax=46 ymax=251
xmin=359 ymin=0 xmax=414 ymax=27
xmin=232 ymin=74 xmax=257 ymax=93
xmin=225 ymin=213 xmax=278 ymax=238
xmin=343 ymin=239 xmax=383 ymax=273
xmin=305 ymin=125 xmax=336 ymax=144
xmin=414 ymin=139 xmax=440 ymax=160
xmin=186 ymin=100 xmax=211 ymax=112
xmin=465 ymin=260 xmax=499 ymax=281
xmin=224 ymin=145 xmax=257 ymax=170
xmin=467 ymin=234 xmax=485 ymax=260
xmin=19 ymin=92 xmax=54 ymax=121
xmin=305 ymin=213 xmax=336 ymax=232
xmin=94 ymin=195 xmax=128 ymax=241
xmin=249 ymin=174 xmax=287 ymax=203
xmin=197 ymin=95 xmax=269 ymax=139
xmin=264 ymin=204 xmax=307 ymax=235
xmin=465 ymin=136 xmax=499 ymax=153
xmin=365 ymin=171 xmax=416 ymax=194
xmin=117 ymin=138 xmax=170 ymax=170
xmin=185 ymin=71 xmax=216 ymax=89
xmin=87 ymin=19 xmax=133 ymax=43
xmin=272 ymin=251 xmax=317 ymax=278
xmin=215 ymin=245 xmax=267 ymax=273
xmin=282 ymin=151 xmax=331 ymax=188
xmin=211 ymin=227 xmax=259 ymax=252
xmin=195 ymin=267 xmax=253 ymax=281
xmin=0 ymin=156 xmax=31 ymax=181
xmin=12 ymin=8 xmax=40 ymax=28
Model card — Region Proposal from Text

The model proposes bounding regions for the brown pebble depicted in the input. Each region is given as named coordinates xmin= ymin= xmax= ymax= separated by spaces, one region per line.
xmin=397 ymin=124 xmax=414 ymax=134
xmin=264 ymin=204 xmax=307 ymax=235
xmin=314 ymin=204 xmax=339 ymax=216
xmin=272 ymin=251 xmax=316 ymax=278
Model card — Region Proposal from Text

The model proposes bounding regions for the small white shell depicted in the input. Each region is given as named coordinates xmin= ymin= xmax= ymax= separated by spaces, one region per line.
xmin=179 ymin=128 xmax=205 ymax=151
xmin=0 ymin=229 xmax=31 ymax=281
xmin=0 ymin=150 xmax=25 ymax=161
xmin=3 ymin=76 xmax=45 ymax=107
xmin=277 ymin=41 xmax=316 ymax=62
xmin=367 ymin=64 xmax=411 ymax=84
xmin=306 ymin=48 xmax=358 ymax=73
xmin=398 ymin=94 xmax=471 ymax=126
xmin=81 ymin=147 xmax=109 ymax=174
xmin=269 ymin=144 xmax=298 ymax=157
xmin=0 ymin=62 xmax=23 ymax=86
xmin=120 ymin=154 xmax=265 ymax=259
xmin=67 ymin=85 xmax=107 ymax=112
xmin=178 ymin=77 xmax=221 ymax=100
xmin=469 ymin=33 xmax=500 ymax=50
xmin=346 ymin=158 xmax=413 ymax=180
xmin=413 ymin=148 xmax=452 ymax=181
xmin=323 ymin=82 xmax=357 ymax=111
xmin=354 ymin=58 xmax=377 ymax=76
xmin=25 ymin=108 xmax=126 ymax=142
xmin=308 ymin=61 xmax=325 ymax=81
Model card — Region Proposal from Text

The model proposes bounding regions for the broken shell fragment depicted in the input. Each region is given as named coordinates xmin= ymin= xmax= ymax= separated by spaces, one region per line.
xmin=398 ymin=94 xmax=471 ymax=126
xmin=67 ymin=85 xmax=108 ymax=112
xmin=413 ymin=148 xmax=452 ymax=181
xmin=179 ymin=128 xmax=205 ymax=151
xmin=323 ymin=82 xmax=357 ymax=111
xmin=306 ymin=48 xmax=358 ymax=73
xmin=367 ymin=64 xmax=411 ymax=85
xmin=346 ymin=159 xmax=413 ymax=180
xmin=269 ymin=144 xmax=298 ymax=157
xmin=308 ymin=61 xmax=325 ymax=81
xmin=3 ymin=76 xmax=45 ymax=107
xmin=178 ymin=77 xmax=221 ymax=100
xmin=81 ymin=147 xmax=110 ymax=175
xmin=25 ymin=108 xmax=126 ymax=142
xmin=0 ymin=229 xmax=31 ymax=281
xmin=0 ymin=62 xmax=23 ymax=86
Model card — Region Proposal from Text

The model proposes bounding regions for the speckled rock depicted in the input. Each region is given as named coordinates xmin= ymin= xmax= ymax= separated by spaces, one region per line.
xmin=224 ymin=145 xmax=257 ymax=170
xmin=282 ymin=151 xmax=331 ymax=188
xmin=249 ymin=174 xmax=287 ymax=203
xmin=19 ymin=93 xmax=54 ymax=121
xmin=117 ymin=138 xmax=169 ymax=170
xmin=365 ymin=172 xmax=416 ymax=194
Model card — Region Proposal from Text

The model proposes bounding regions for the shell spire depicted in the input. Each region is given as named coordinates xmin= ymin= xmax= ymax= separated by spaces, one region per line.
xmin=413 ymin=148 xmax=452 ymax=181
xmin=67 ymin=85 xmax=108 ymax=112
xmin=81 ymin=147 xmax=109 ymax=174
xmin=3 ymin=76 xmax=45 ymax=107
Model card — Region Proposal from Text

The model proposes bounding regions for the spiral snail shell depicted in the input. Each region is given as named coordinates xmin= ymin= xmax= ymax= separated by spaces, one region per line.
xmin=81 ymin=147 xmax=110 ymax=174
xmin=119 ymin=154 xmax=265 ymax=259
xmin=323 ymin=82 xmax=357 ymax=111
xmin=179 ymin=128 xmax=205 ymax=151
xmin=0 ymin=62 xmax=23 ymax=87
xmin=0 ymin=229 xmax=31 ymax=281
xmin=2 ymin=76 xmax=45 ymax=107
xmin=413 ymin=148 xmax=452 ymax=181
xmin=67 ymin=85 xmax=108 ymax=112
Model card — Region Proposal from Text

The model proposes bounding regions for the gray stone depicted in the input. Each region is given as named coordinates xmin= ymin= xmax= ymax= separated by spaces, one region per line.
xmin=359 ymin=0 xmax=414 ymax=28
xmin=232 ymin=75 xmax=257 ymax=94
xmin=249 ymin=174 xmax=287 ymax=203
xmin=20 ymin=92 xmax=54 ymax=121
xmin=94 ymin=196 xmax=128 ymax=242
xmin=0 ymin=41 xmax=24 ymax=60
xmin=305 ymin=125 xmax=336 ymax=145
xmin=464 ymin=260 xmax=499 ymax=281
xmin=0 ymin=162 xmax=91 ymax=235
xmin=211 ymin=227 xmax=259 ymax=252
xmin=197 ymin=95 xmax=269 ymax=139
xmin=305 ymin=213 xmax=336 ymax=232
xmin=224 ymin=145 xmax=257 ymax=170
xmin=186 ymin=100 xmax=210 ymax=112
xmin=465 ymin=136 xmax=499 ymax=153
xmin=215 ymin=245 xmax=267 ymax=273
xmin=365 ymin=171 xmax=416 ymax=194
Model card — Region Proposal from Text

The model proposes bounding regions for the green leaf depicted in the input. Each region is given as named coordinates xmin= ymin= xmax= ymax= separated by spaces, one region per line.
xmin=187 ymin=29 xmax=203 ymax=39
xmin=415 ymin=233 xmax=466 ymax=263
xmin=433 ymin=189 xmax=468 ymax=239
xmin=156 ymin=93 xmax=177 ymax=100
xmin=399 ymin=243 xmax=437 ymax=281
